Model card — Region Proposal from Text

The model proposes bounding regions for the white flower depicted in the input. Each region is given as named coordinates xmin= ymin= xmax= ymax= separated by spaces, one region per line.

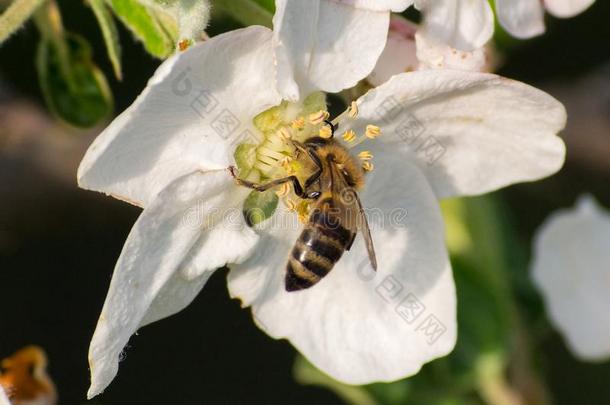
xmin=367 ymin=15 xmax=419 ymax=87
xmin=367 ymin=15 xmax=490 ymax=87
xmin=531 ymin=195 xmax=610 ymax=361
xmin=273 ymin=0 xmax=414 ymax=100
xmin=415 ymin=0 xmax=494 ymax=51
xmin=78 ymin=24 xmax=567 ymax=397
xmin=416 ymin=0 xmax=595 ymax=49
xmin=496 ymin=0 xmax=595 ymax=39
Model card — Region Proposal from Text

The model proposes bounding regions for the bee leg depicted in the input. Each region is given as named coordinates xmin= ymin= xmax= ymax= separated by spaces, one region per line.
xmin=289 ymin=141 xmax=323 ymax=189
xmin=228 ymin=166 xmax=307 ymax=197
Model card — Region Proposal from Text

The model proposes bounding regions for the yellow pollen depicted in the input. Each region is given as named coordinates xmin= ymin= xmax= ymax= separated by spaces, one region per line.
xmin=309 ymin=110 xmax=330 ymax=125
xmin=291 ymin=117 xmax=305 ymax=130
xmin=365 ymin=125 xmax=381 ymax=139
xmin=362 ymin=161 xmax=374 ymax=172
xmin=342 ymin=130 xmax=357 ymax=143
xmin=348 ymin=101 xmax=359 ymax=118
xmin=276 ymin=182 xmax=291 ymax=197
xmin=278 ymin=127 xmax=292 ymax=140
xmin=319 ymin=125 xmax=333 ymax=139
xmin=358 ymin=151 xmax=373 ymax=161
xmin=296 ymin=201 xmax=310 ymax=223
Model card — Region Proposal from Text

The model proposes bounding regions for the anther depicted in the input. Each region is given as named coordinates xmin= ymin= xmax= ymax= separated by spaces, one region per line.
xmin=319 ymin=125 xmax=333 ymax=139
xmin=358 ymin=151 xmax=373 ymax=161
xmin=291 ymin=117 xmax=305 ymax=130
xmin=365 ymin=125 xmax=381 ymax=139
xmin=362 ymin=161 xmax=374 ymax=172
xmin=342 ymin=130 xmax=357 ymax=143
xmin=276 ymin=182 xmax=291 ymax=197
xmin=278 ymin=127 xmax=292 ymax=140
xmin=309 ymin=110 xmax=330 ymax=125
xmin=286 ymin=199 xmax=297 ymax=211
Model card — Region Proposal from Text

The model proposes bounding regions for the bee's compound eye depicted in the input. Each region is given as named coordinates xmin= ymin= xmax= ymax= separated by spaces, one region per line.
xmin=308 ymin=191 xmax=321 ymax=199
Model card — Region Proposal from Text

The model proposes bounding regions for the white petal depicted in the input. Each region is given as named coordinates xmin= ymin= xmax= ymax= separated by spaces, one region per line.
xmin=415 ymin=31 xmax=488 ymax=72
xmin=141 ymin=183 xmax=257 ymax=324
xmin=333 ymin=0 xmax=413 ymax=11
xmin=273 ymin=0 xmax=389 ymax=101
xmin=531 ymin=195 xmax=610 ymax=361
xmin=228 ymin=150 xmax=456 ymax=384
xmin=417 ymin=0 xmax=494 ymax=51
xmin=88 ymin=170 xmax=257 ymax=398
xmin=367 ymin=16 xmax=419 ymax=87
xmin=344 ymin=70 xmax=566 ymax=199
xmin=179 ymin=188 xmax=258 ymax=280
xmin=78 ymin=26 xmax=281 ymax=207
xmin=544 ymin=0 xmax=595 ymax=17
xmin=139 ymin=271 xmax=212 ymax=328
xmin=496 ymin=0 xmax=546 ymax=39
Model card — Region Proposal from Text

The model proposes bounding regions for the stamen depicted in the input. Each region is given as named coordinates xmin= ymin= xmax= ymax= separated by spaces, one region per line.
xmin=342 ymin=130 xmax=357 ymax=143
xmin=278 ymin=155 xmax=293 ymax=168
xmin=278 ymin=127 xmax=292 ymax=140
xmin=276 ymin=182 xmax=291 ymax=197
xmin=348 ymin=101 xmax=359 ymax=118
xmin=291 ymin=117 xmax=305 ymax=130
xmin=365 ymin=125 xmax=381 ymax=139
xmin=286 ymin=199 xmax=297 ymax=211
xmin=319 ymin=125 xmax=333 ymax=139
xmin=309 ymin=110 xmax=330 ymax=125
xmin=362 ymin=161 xmax=374 ymax=172
xmin=358 ymin=151 xmax=373 ymax=161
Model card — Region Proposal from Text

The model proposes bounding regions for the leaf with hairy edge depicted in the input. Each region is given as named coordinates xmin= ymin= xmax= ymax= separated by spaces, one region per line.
xmin=106 ymin=0 xmax=174 ymax=58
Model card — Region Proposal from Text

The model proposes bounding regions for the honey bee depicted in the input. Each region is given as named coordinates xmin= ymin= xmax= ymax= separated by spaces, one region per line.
xmin=230 ymin=122 xmax=377 ymax=291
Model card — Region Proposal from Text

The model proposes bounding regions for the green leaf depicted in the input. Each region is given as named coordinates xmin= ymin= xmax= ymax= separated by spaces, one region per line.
xmin=243 ymin=189 xmax=278 ymax=226
xmin=37 ymin=33 xmax=113 ymax=127
xmin=87 ymin=0 xmax=122 ymax=80
xmin=106 ymin=0 xmax=174 ymax=58
xmin=0 ymin=0 xmax=45 ymax=44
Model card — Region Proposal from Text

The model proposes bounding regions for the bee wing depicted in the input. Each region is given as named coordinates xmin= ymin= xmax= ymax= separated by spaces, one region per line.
xmin=352 ymin=189 xmax=377 ymax=271
xmin=329 ymin=164 xmax=377 ymax=271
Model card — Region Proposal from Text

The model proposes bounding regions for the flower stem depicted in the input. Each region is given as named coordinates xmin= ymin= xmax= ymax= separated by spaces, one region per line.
xmin=213 ymin=0 xmax=272 ymax=28
xmin=0 ymin=0 xmax=46 ymax=44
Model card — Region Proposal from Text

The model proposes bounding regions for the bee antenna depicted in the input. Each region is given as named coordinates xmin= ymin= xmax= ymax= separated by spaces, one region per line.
xmin=323 ymin=120 xmax=336 ymax=137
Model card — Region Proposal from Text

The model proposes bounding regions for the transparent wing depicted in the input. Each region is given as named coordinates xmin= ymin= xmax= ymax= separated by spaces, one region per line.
xmin=330 ymin=164 xmax=377 ymax=271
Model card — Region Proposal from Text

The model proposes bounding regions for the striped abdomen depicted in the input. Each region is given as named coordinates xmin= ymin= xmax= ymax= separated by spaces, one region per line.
xmin=285 ymin=206 xmax=355 ymax=292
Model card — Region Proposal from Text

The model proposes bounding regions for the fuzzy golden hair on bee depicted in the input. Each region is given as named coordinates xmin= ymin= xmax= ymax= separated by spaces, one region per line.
xmin=302 ymin=137 xmax=365 ymax=190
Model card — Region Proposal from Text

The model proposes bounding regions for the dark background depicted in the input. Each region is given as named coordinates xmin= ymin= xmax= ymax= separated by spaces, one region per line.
xmin=1 ymin=1 xmax=609 ymax=404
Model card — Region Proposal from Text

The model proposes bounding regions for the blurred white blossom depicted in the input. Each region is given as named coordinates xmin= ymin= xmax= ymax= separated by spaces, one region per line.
xmin=368 ymin=15 xmax=491 ymax=87
xmin=531 ymin=195 xmax=610 ymax=361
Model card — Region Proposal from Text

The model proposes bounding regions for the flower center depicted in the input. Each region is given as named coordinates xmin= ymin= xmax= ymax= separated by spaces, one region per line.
xmin=234 ymin=93 xmax=381 ymax=224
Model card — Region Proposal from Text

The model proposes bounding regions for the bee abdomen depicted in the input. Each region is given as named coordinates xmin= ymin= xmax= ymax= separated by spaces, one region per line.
xmin=285 ymin=225 xmax=354 ymax=292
